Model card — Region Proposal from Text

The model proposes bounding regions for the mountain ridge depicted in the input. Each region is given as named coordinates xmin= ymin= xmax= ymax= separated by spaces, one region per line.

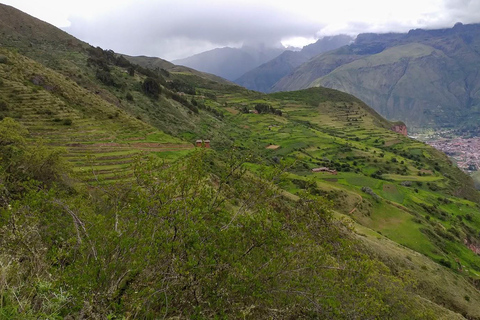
xmin=234 ymin=35 xmax=353 ymax=92
xmin=271 ymin=23 xmax=480 ymax=131
xmin=172 ymin=45 xmax=285 ymax=81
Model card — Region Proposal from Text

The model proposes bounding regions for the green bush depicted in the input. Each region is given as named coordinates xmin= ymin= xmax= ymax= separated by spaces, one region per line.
xmin=142 ymin=77 xmax=161 ymax=98
xmin=0 ymin=99 xmax=8 ymax=111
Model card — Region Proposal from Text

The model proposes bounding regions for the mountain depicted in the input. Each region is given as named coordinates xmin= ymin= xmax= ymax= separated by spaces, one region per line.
xmin=172 ymin=45 xmax=284 ymax=81
xmin=272 ymin=23 xmax=480 ymax=132
xmin=235 ymin=35 xmax=353 ymax=92
xmin=2 ymin=4 xmax=480 ymax=319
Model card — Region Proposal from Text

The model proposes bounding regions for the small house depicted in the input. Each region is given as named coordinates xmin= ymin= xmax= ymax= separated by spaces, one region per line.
xmin=195 ymin=139 xmax=211 ymax=148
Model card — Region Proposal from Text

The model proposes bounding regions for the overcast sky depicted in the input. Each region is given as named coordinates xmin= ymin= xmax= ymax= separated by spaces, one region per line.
xmin=3 ymin=0 xmax=480 ymax=60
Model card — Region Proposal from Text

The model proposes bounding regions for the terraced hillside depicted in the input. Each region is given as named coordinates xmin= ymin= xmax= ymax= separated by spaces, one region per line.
xmin=152 ymin=83 xmax=480 ymax=318
xmin=2 ymin=4 xmax=480 ymax=318
xmin=0 ymin=48 xmax=192 ymax=183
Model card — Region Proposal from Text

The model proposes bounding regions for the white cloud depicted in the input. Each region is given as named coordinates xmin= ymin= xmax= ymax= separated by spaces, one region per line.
xmin=2 ymin=0 xmax=480 ymax=60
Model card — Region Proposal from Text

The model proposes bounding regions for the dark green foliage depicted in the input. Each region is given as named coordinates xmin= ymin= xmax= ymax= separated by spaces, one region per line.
xmin=167 ymin=79 xmax=196 ymax=95
xmin=204 ymin=92 xmax=217 ymax=101
xmin=115 ymin=54 xmax=131 ymax=68
xmin=96 ymin=69 xmax=116 ymax=86
xmin=439 ymin=259 xmax=452 ymax=268
xmin=62 ymin=118 xmax=72 ymax=125
xmin=255 ymin=103 xmax=271 ymax=113
xmin=127 ymin=66 xmax=135 ymax=76
xmin=160 ymin=68 xmax=170 ymax=77
xmin=254 ymin=103 xmax=282 ymax=116
xmin=142 ymin=77 xmax=161 ymax=98
xmin=126 ymin=92 xmax=133 ymax=101
xmin=0 ymin=99 xmax=8 ymax=111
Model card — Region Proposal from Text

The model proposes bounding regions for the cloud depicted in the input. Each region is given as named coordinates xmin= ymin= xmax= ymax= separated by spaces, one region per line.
xmin=441 ymin=0 xmax=480 ymax=24
xmin=5 ymin=0 xmax=480 ymax=61
xmin=64 ymin=0 xmax=323 ymax=60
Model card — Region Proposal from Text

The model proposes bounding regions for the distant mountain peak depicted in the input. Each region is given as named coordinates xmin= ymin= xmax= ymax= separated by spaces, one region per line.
xmin=234 ymin=34 xmax=354 ymax=92
xmin=172 ymin=45 xmax=285 ymax=81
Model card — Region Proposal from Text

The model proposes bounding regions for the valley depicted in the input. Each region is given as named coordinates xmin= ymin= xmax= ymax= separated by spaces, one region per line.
xmin=425 ymin=136 xmax=480 ymax=172
xmin=1 ymin=3 xmax=480 ymax=319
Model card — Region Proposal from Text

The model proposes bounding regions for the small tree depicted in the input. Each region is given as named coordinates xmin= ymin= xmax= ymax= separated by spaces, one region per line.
xmin=142 ymin=77 xmax=161 ymax=98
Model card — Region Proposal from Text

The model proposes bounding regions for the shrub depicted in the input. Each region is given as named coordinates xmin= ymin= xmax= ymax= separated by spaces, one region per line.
xmin=142 ymin=77 xmax=161 ymax=98
xmin=361 ymin=186 xmax=381 ymax=201
xmin=96 ymin=69 xmax=116 ymax=86
xmin=63 ymin=118 xmax=73 ymax=126
xmin=439 ymin=259 xmax=451 ymax=268
xmin=0 ymin=99 xmax=8 ymax=111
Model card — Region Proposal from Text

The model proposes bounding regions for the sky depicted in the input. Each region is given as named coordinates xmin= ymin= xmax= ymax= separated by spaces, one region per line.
xmin=3 ymin=0 xmax=480 ymax=61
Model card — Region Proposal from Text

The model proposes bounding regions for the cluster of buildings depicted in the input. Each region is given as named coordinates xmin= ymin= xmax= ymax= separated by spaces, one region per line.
xmin=427 ymin=137 xmax=480 ymax=172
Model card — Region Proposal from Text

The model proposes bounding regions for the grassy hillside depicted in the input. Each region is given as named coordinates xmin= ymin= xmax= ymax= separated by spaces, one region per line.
xmin=0 ymin=48 xmax=191 ymax=183
xmin=1 ymin=4 xmax=480 ymax=319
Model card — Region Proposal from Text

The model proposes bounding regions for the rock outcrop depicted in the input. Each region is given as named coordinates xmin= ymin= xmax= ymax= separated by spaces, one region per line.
xmin=391 ymin=123 xmax=407 ymax=136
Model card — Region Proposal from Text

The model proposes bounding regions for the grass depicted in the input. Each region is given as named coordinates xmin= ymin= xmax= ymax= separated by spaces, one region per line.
xmin=2 ymin=30 xmax=480 ymax=317
xmin=0 ymin=48 xmax=193 ymax=183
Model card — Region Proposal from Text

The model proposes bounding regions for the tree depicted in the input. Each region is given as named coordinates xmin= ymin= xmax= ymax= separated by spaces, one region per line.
xmin=142 ymin=77 xmax=161 ymax=98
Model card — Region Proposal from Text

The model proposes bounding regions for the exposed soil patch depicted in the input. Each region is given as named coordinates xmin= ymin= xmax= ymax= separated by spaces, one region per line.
xmin=266 ymin=145 xmax=280 ymax=150
xmin=225 ymin=107 xmax=239 ymax=115
xmin=385 ymin=139 xmax=400 ymax=147
xmin=125 ymin=136 xmax=146 ymax=141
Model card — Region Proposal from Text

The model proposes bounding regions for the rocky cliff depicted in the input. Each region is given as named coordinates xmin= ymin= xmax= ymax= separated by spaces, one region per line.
xmin=391 ymin=122 xmax=408 ymax=136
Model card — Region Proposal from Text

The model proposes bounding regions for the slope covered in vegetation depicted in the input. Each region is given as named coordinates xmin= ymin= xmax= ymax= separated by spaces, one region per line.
xmin=1 ymin=3 xmax=480 ymax=319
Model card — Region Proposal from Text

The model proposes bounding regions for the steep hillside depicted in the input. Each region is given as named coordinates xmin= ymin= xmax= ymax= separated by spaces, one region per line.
xmin=2 ymin=4 xmax=480 ymax=319
xmin=172 ymin=45 xmax=284 ymax=81
xmin=0 ymin=4 xmax=86 ymax=49
xmin=272 ymin=23 xmax=480 ymax=131
xmin=192 ymin=85 xmax=480 ymax=318
xmin=0 ymin=4 xmax=241 ymax=147
xmin=235 ymin=35 xmax=353 ymax=92
xmin=0 ymin=48 xmax=191 ymax=183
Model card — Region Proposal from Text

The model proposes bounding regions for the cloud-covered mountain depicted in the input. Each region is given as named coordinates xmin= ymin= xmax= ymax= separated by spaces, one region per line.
xmin=272 ymin=23 xmax=480 ymax=131
xmin=234 ymin=35 xmax=353 ymax=92
xmin=172 ymin=45 xmax=285 ymax=81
